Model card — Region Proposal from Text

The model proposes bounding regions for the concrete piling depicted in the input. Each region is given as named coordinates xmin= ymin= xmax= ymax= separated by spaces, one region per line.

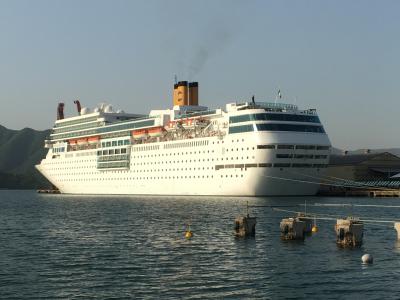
xmin=280 ymin=218 xmax=305 ymax=240
xmin=335 ymin=217 xmax=364 ymax=247
xmin=394 ymin=222 xmax=400 ymax=240
xmin=296 ymin=213 xmax=313 ymax=234
xmin=234 ymin=215 xmax=257 ymax=237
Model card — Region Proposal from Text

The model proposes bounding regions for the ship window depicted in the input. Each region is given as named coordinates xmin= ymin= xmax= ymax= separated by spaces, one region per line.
xmin=228 ymin=124 xmax=254 ymax=134
xmin=277 ymin=145 xmax=294 ymax=149
xmin=259 ymin=163 xmax=272 ymax=167
xmin=256 ymin=124 xmax=325 ymax=133
xmin=296 ymin=145 xmax=316 ymax=150
xmin=292 ymin=163 xmax=313 ymax=168
xmin=274 ymin=163 xmax=291 ymax=168
xmin=118 ymin=140 xmax=123 ymax=146
xmin=229 ymin=113 xmax=321 ymax=124
xmin=316 ymin=146 xmax=330 ymax=150
xmin=229 ymin=114 xmax=251 ymax=123
xmin=106 ymin=142 xmax=111 ymax=147
xmin=257 ymin=145 xmax=275 ymax=149
xmin=276 ymin=154 xmax=293 ymax=158
xmin=294 ymin=154 xmax=314 ymax=159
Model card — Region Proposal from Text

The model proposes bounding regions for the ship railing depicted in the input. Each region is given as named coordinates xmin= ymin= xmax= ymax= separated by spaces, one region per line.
xmin=97 ymin=154 xmax=130 ymax=162
xmin=236 ymin=102 xmax=317 ymax=115
xmin=97 ymin=161 xmax=130 ymax=169
xmin=175 ymin=110 xmax=218 ymax=119
xmin=255 ymin=102 xmax=298 ymax=111
xmin=67 ymin=144 xmax=99 ymax=152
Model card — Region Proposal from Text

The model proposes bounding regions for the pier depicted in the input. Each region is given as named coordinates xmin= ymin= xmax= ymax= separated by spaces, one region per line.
xmin=320 ymin=189 xmax=400 ymax=197
xmin=37 ymin=189 xmax=60 ymax=194
xmin=345 ymin=189 xmax=400 ymax=197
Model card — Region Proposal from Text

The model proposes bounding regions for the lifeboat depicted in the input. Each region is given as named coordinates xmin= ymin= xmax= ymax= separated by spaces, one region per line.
xmin=165 ymin=121 xmax=176 ymax=131
xmin=182 ymin=118 xmax=195 ymax=128
xmin=148 ymin=126 xmax=165 ymax=137
xmin=87 ymin=136 xmax=100 ymax=143
xmin=77 ymin=138 xmax=88 ymax=145
xmin=195 ymin=118 xmax=209 ymax=127
xmin=132 ymin=129 xmax=148 ymax=139
xmin=69 ymin=139 xmax=77 ymax=145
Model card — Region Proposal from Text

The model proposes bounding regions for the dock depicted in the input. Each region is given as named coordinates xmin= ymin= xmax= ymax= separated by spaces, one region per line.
xmin=37 ymin=189 xmax=60 ymax=194
xmin=345 ymin=189 xmax=400 ymax=197
xmin=319 ymin=189 xmax=400 ymax=197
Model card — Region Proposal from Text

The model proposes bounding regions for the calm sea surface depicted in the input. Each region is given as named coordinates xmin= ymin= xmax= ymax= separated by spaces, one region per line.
xmin=1 ymin=190 xmax=400 ymax=299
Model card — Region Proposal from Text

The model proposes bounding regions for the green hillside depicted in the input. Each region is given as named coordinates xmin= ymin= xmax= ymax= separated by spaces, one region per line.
xmin=0 ymin=125 xmax=51 ymax=189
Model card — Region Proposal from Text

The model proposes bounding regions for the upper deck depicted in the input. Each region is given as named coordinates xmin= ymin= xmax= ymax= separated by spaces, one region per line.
xmin=48 ymin=99 xmax=324 ymax=144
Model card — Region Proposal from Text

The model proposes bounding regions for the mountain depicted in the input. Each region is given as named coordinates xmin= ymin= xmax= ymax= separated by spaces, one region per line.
xmin=0 ymin=125 xmax=51 ymax=189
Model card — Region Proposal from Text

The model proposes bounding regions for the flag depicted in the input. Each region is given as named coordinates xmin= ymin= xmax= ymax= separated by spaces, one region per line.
xmin=278 ymin=90 xmax=282 ymax=99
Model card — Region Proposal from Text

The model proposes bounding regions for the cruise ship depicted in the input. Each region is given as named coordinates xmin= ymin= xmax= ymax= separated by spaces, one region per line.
xmin=36 ymin=81 xmax=331 ymax=196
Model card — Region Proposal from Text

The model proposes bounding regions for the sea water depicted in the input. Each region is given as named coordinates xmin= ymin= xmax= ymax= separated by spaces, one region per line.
xmin=1 ymin=190 xmax=400 ymax=299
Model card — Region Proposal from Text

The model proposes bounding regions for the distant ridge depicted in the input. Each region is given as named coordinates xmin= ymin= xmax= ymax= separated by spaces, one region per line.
xmin=0 ymin=125 xmax=51 ymax=189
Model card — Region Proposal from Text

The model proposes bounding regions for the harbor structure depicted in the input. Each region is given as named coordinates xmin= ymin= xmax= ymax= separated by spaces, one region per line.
xmin=319 ymin=152 xmax=400 ymax=196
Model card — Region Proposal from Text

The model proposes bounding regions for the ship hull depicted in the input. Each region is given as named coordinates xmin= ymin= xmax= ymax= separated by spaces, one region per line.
xmin=36 ymin=131 xmax=331 ymax=196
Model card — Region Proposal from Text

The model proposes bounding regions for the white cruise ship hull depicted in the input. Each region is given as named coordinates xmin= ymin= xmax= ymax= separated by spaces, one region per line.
xmin=36 ymin=131 xmax=330 ymax=196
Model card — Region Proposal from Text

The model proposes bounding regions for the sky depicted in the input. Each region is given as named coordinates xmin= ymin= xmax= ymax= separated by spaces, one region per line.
xmin=0 ymin=0 xmax=399 ymax=150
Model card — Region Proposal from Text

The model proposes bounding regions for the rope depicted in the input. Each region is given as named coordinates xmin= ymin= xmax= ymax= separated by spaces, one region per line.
xmin=259 ymin=173 xmax=345 ymax=187
xmin=277 ymin=169 xmax=399 ymax=191
xmin=260 ymin=173 xmax=393 ymax=190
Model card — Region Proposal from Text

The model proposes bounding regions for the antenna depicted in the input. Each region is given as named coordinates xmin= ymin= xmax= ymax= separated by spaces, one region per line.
xmin=275 ymin=86 xmax=281 ymax=104
xmin=174 ymin=74 xmax=178 ymax=84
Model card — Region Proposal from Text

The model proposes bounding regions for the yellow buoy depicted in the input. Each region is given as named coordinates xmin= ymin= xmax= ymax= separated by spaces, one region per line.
xmin=185 ymin=230 xmax=193 ymax=239
xmin=311 ymin=216 xmax=318 ymax=233
xmin=185 ymin=222 xmax=193 ymax=239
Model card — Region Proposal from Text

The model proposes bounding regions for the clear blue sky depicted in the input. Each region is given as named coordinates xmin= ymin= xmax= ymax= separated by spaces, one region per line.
xmin=1 ymin=0 xmax=399 ymax=150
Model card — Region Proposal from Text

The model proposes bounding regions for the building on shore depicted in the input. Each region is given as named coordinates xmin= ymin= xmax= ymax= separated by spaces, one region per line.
xmin=319 ymin=152 xmax=400 ymax=195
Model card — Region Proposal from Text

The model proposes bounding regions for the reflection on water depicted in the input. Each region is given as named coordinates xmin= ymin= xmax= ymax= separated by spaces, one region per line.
xmin=394 ymin=240 xmax=400 ymax=253
xmin=1 ymin=191 xmax=400 ymax=299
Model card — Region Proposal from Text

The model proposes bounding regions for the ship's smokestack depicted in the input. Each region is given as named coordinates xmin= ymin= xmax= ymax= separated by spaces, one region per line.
xmin=189 ymin=82 xmax=198 ymax=106
xmin=74 ymin=100 xmax=82 ymax=115
xmin=57 ymin=103 xmax=65 ymax=120
xmin=173 ymin=80 xmax=199 ymax=106
xmin=173 ymin=81 xmax=189 ymax=106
